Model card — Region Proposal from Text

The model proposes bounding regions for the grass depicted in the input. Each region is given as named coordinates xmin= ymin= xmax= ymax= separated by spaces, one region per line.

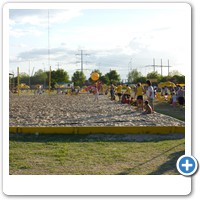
xmin=154 ymin=100 xmax=185 ymax=121
xmin=9 ymin=133 xmax=185 ymax=175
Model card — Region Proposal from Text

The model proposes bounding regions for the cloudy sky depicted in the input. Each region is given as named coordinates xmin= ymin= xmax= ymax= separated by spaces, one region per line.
xmin=9 ymin=3 xmax=191 ymax=80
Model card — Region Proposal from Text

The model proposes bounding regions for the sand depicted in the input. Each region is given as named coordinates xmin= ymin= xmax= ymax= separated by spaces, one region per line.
xmin=9 ymin=93 xmax=185 ymax=127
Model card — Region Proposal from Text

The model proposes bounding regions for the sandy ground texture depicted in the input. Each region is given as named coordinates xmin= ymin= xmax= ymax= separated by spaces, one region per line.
xmin=9 ymin=94 xmax=185 ymax=127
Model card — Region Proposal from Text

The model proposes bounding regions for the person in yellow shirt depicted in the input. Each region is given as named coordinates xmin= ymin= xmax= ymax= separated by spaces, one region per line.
xmin=116 ymin=84 xmax=123 ymax=101
xmin=125 ymin=84 xmax=131 ymax=99
xmin=135 ymin=82 xmax=144 ymax=111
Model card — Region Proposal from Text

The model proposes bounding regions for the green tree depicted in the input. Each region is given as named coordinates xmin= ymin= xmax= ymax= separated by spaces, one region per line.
xmin=169 ymin=75 xmax=185 ymax=84
xmin=45 ymin=68 xmax=70 ymax=88
xmin=51 ymin=68 xmax=70 ymax=83
xmin=72 ymin=71 xmax=86 ymax=86
xmin=32 ymin=69 xmax=47 ymax=85
xmin=137 ymin=76 xmax=147 ymax=84
xmin=160 ymin=76 xmax=171 ymax=83
xmin=19 ymin=72 xmax=30 ymax=85
xmin=105 ymin=70 xmax=120 ymax=84
xmin=158 ymin=74 xmax=185 ymax=84
xmin=146 ymin=71 xmax=161 ymax=82
xmin=127 ymin=69 xmax=142 ymax=84
xmin=168 ymin=70 xmax=182 ymax=77
xmin=99 ymin=75 xmax=110 ymax=85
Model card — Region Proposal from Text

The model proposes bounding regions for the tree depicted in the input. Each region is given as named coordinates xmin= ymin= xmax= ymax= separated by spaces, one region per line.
xmin=99 ymin=75 xmax=110 ymax=85
xmin=146 ymin=71 xmax=161 ymax=82
xmin=51 ymin=69 xmax=70 ymax=83
xmin=105 ymin=70 xmax=120 ymax=84
xmin=137 ymin=76 xmax=147 ymax=84
xmin=168 ymin=70 xmax=183 ymax=77
xmin=127 ymin=69 xmax=142 ymax=83
xmin=169 ymin=75 xmax=185 ymax=84
xmin=32 ymin=69 xmax=47 ymax=85
xmin=45 ymin=68 xmax=70 ymax=88
xmin=19 ymin=72 xmax=30 ymax=85
xmin=160 ymin=76 xmax=171 ymax=83
xmin=72 ymin=71 xmax=86 ymax=86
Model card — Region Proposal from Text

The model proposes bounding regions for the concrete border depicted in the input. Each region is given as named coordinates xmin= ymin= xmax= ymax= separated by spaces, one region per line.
xmin=9 ymin=126 xmax=185 ymax=134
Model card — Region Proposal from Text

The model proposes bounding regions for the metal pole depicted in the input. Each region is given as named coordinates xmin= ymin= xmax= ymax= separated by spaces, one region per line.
xmin=168 ymin=59 xmax=170 ymax=76
xmin=49 ymin=66 xmax=51 ymax=95
xmin=17 ymin=67 xmax=20 ymax=96
xmin=12 ymin=72 xmax=15 ymax=92
xmin=29 ymin=60 xmax=31 ymax=87
xmin=161 ymin=59 xmax=163 ymax=76
xmin=43 ymin=63 xmax=45 ymax=89
xmin=81 ymin=50 xmax=83 ymax=73
xmin=48 ymin=10 xmax=50 ymax=70
xmin=153 ymin=58 xmax=155 ymax=72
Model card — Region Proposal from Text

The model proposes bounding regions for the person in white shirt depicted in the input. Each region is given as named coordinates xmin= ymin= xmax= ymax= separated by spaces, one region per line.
xmin=146 ymin=80 xmax=154 ymax=112
xmin=93 ymin=86 xmax=99 ymax=102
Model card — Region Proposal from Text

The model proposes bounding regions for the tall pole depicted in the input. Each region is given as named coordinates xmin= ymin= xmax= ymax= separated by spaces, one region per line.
xmin=12 ymin=71 xmax=15 ymax=92
xmin=168 ymin=59 xmax=170 ymax=76
xmin=17 ymin=67 xmax=20 ymax=96
xmin=81 ymin=50 xmax=83 ymax=73
xmin=48 ymin=10 xmax=50 ymax=94
xmin=29 ymin=60 xmax=31 ymax=87
xmin=43 ymin=65 xmax=46 ymax=89
xmin=49 ymin=66 xmax=51 ymax=95
xmin=161 ymin=59 xmax=163 ymax=76
xmin=76 ymin=50 xmax=89 ymax=73
xmin=153 ymin=58 xmax=155 ymax=72
xmin=48 ymin=10 xmax=50 ymax=70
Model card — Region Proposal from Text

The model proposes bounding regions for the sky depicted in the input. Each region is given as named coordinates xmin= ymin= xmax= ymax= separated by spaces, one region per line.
xmin=9 ymin=3 xmax=191 ymax=80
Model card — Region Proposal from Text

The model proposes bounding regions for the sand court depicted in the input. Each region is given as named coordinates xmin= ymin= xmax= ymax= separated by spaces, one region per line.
xmin=9 ymin=94 xmax=185 ymax=127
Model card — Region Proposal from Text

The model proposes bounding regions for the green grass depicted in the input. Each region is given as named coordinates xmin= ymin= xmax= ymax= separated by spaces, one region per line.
xmin=9 ymin=133 xmax=185 ymax=175
xmin=154 ymin=101 xmax=185 ymax=121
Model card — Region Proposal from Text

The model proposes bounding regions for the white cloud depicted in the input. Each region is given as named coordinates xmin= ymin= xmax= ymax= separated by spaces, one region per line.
xmin=9 ymin=9 xmax=82 ymax=27
xmin=10 ymin=27 xmax=43 ymax=37
xmin=49 ymin=9 xmax=83 ymax=24
xmin=9 ymin=7 xmax=190 ymax=78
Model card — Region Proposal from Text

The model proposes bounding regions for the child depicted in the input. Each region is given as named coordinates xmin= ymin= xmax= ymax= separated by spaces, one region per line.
xmin=143 ymin=100 xmax=153 ymax=114
xmin=93 ymin=86 xmax=99 ymax=102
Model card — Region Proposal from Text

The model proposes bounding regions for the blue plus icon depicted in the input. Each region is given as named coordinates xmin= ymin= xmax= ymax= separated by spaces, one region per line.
xmin=177 ymin=155 xmax=198 ymax=176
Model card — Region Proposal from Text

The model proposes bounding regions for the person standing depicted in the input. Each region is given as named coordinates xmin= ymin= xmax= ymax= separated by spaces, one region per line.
xmin=172 ymin=92 xmax=177 ymax=108
xmin=124 ymin=84 xmax=131 ymax=99
xmin=177 ymin=86 xmax=185 ymax=110
xmin=110 ymin=84 xmax=115 ymax=101
xmin=93 ymin=86 xmax=99 ymax=102
xmin=135 ymin=82 xmax=144 ymax=111
xmin=116 ymin=83 xmax=123 ymax=101
xmin=146 ymin=80 xmax=154 ymax=112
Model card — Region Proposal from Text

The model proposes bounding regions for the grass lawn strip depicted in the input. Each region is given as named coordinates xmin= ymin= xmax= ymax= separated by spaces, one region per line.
xmin=9 ymin=134 xmax=184 ymax=175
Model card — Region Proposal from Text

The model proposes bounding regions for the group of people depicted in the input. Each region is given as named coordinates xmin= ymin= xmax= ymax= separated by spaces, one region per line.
xmin=134 ymin=80 xmax=154 ymax=114
xmin=105 ymin=80 xmax=155 ymax=114
xmin=63 ymin=79 xmax=185 ymax=113
xmin=171 ymin=86 xmax=185 ymax=109
xmin=110 ymin=80 xmax=185 ymax=113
